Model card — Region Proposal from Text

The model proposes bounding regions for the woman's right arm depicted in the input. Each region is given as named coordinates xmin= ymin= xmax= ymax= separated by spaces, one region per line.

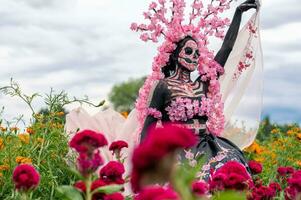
xmin=140 ymin=80 xmax=167 ymax=141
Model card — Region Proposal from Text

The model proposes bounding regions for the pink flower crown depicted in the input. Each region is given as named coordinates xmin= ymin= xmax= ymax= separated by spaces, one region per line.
xmin=131 ymin=0 xmax=234 ymax=135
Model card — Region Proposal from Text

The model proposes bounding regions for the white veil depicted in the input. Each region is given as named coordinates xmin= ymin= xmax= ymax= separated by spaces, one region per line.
xmin=220 ymin=3 xmax=263 ymax=149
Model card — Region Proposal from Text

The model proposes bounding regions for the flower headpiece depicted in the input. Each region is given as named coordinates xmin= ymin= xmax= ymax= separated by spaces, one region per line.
xmin=131 ymin=0 xmax=235 ymax=135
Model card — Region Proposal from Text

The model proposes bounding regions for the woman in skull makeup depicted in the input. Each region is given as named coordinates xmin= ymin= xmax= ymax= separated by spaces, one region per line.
xmin=139 ymin=0 xmax=259 ymax=180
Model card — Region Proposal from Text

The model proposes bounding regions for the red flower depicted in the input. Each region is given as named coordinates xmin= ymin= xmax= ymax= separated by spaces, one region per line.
xmin=109 ymin=141 xmax=128 ymax=153
xmin=134 ymin=186 xmax=179 ymax=200
xmin=104 ymin=193 xmax=124 ymax=200
xmin=74 ymin=181 xmax=86 ymax=192
xmin=249 ymin=185 xmax=276 ymax=200
xmin=77 ymin=151 xmax=103 ymax=177
xmin=91 ymin=179 xmax=107 ymax=191
xmin=269 ymin=182 xmax=282 ymax=193
xmin=209 ymin=161 xmax=251 ymax=191
xmin=277 ymin=166 xmax=295 ymax=177
xmin=248 ymin=160 xmax=263 ymax=175
xmin=192 ymin=181 xmax=209 ymax=196
xmin=285 ymin=170 xmax=301 ymax=200
xmin=131 ymin=124 xmax=197 ymax=192
xmin=69 ymin=129 xmax=108 ymax=154
xmin=12 ymin=164 xmax=40 ymax=191
xmin=99 ymin=161 xmax=125 ymax=184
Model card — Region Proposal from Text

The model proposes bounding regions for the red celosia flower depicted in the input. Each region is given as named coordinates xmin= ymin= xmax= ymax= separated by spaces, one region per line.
xmin=12 ymin=164 xmax=40 ymax=191
xmin=209 ymin=161 xmax=251 ymax=192
xmin=74 ymin=181 xmax=86 ymax=192
xmin=249 ymin=185 xmax=277 ymax=200
xmin=69 ymin=129 xmax=108 ymax=154
xmin=277 ymin=166 xmax=295 ymax=177
xmin=269 ymin=182 xmax=282 ymax=193
xmin=134 ymin=186 xmax=179 ymax=200
xmin=77 ymin=151 xmax=103 ymax=177
xmin=131 ymin=124 xmax=197 ymax=192
xmin=285 ymin=170 xmax=301 ymax=200
xmin=99 ymin=161 xmax=125 ymax=184
xmin=192 ymin=181 xmax=209 ymax=196
xmin=248 ymin=160 xmax=262 ymax=175
xmin=104 ymin=193 xmax=124 ymax=200
xmin=109 ymin=141 xmax=128 ymax=153
xmin=91 ymin=179 xmax=107 ymax=191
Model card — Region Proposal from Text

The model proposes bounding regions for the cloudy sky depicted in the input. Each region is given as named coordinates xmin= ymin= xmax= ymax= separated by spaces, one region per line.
xmin=0 ymin=0 xmax=300 ymax=127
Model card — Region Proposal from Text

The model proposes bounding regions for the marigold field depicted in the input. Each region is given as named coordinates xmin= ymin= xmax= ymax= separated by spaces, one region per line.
xmin=0 ymin=83 xmax=301 ymax=199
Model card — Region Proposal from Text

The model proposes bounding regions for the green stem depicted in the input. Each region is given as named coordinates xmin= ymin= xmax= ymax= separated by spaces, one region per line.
xmin=85 ymin=175 xmax=92 ymax=200
xmin=20 ymin=192 xmax=29 ymax=200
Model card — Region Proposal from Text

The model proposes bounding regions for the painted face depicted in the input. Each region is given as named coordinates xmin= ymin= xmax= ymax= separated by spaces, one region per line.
xmin=178 ymin=40 xmax=199 ymax=71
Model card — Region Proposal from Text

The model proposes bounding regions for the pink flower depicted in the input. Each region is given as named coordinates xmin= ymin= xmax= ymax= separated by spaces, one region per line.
xmin=134 ymin=186 xmax=179 ymax=200
xmin=277 ymin=166 xmax=295 ymax=177
xmin=69 ymin=130 xmax=108 ymax=154
xmin=77 ymin=151 xmax=103 ymax=177
xmin=99 ymin=161 xmax=125 ymax=184
xmin=130 ymin=23 xmax=138 ymax=31
xmin=109 ymin=141 xmax=128 ymax=154
xmin=149 ymin=2 xmax=157 ymax=10
xmin=248 ymin=160 xmax=263 ymax=175
xmin=12 ymin=164 xmax=40 ymax=191
xmin=192 ymin=181 xmax=209 ymax=196
xmin=140 ymin=33 xmax=149 ymax=42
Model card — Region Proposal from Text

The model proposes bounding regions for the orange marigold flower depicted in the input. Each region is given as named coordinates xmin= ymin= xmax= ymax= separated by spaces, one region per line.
xmin=244 ymin=141 xmax=263 ymax=154
xmin=120 ymin=111 xmax=129 ymax=119
xmin=287 ymin=130 xmax=296 ymax=136
xmin=56 ymin=111 xmax=65 ymax=116
xmin=10 ymin=127 xmax=19 ymax=132
xmin=0 ymin=126 xmax=7 ymax=132
xmin=271 ymin=128 xmax=279 ymax=134
xmin=15 ymin=156 xmax=32 ymax=164
xmin=26 ymin=127 xmax=34 ymax=135
xmin=296 ymin=133 xmax=301 ymax=140
xmin=0 ymin=164 xmax=9 ymax=171
xmin=0 ymin=138 xmax=4 ymax=150
xmin=254 ymin=157 xmax=265 ymax=163
xmin=296 ymin=161 xmax=301 ymax=167
xmin=18 ymin=134 xmax=30 ymax=144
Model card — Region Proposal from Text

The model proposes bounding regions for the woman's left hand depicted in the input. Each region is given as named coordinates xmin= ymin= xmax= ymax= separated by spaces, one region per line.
xmin=237 ymin=0 xmax=260 ymax=12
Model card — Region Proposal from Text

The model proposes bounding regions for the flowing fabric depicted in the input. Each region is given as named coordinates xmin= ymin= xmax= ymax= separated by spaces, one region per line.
xmin=220 ymin=6 xmax=263 ymax=149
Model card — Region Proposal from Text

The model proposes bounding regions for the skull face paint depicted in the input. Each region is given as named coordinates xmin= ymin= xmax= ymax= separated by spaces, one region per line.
xmin=178 ymin=40 xmax=199 ymax=71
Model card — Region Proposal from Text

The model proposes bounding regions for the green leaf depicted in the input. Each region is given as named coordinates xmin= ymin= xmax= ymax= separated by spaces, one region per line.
xmin=56 ymin=185 xmax=84 ymax=200
xmin=91 ymin=184 xmax=123 ymax=195
xmin=212 ymin=190 xmax=246 ymax=200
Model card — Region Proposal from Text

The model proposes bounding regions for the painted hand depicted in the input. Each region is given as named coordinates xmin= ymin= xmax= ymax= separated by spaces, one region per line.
xmin=237 ymin=0 xmax=260 ymax=12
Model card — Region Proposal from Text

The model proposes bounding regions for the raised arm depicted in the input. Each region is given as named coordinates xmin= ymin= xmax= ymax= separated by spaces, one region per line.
xmin=140 ymin=80 xmax=167 ymax=141
xmin=214 ymin=0 xmax=258 ymax=68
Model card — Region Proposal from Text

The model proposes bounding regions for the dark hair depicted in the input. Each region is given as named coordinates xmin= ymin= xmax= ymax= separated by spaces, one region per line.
xmin=161 ymin=35 xmax=197 ymax=77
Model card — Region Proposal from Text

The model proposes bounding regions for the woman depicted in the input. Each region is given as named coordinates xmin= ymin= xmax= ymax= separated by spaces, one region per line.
xmin=139 ymin=0 xmax=259 ymax=180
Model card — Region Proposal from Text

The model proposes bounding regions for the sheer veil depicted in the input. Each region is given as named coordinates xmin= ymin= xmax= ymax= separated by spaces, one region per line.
xmin=220 ymin=2 xmax=263 ymax=149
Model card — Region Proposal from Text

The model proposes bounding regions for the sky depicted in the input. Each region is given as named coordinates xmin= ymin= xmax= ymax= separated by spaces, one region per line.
xmin=0 ymin=0 xmax=300 ymax=127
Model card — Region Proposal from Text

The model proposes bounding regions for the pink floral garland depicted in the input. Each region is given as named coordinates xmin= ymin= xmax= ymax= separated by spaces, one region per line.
xmin=147 ymin=108 xmax=162 ymax=119
xmin=132 ymin=0 xmax=234 ymax=136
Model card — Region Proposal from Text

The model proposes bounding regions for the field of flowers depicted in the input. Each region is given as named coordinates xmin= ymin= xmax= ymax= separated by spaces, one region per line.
xmin=0 ymin=83 xmax=301 ymax=199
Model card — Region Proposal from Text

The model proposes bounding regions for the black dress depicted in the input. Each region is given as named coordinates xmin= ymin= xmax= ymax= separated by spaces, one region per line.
xmin=141 ymin=79 xmax=251 ymax=181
